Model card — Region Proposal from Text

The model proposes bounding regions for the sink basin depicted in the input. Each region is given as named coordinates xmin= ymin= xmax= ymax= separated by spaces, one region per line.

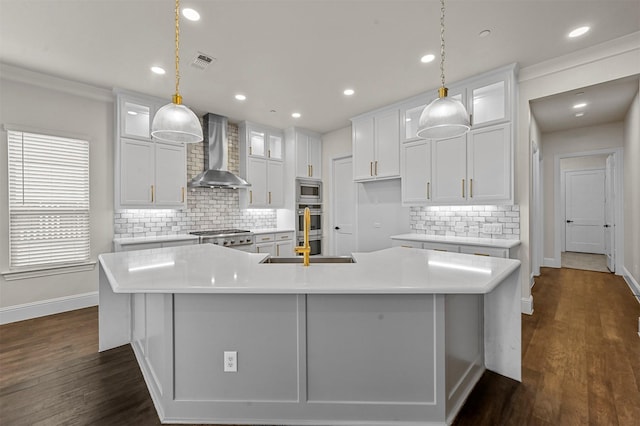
xmin=260 ymin=256 xmax=355 ymax=264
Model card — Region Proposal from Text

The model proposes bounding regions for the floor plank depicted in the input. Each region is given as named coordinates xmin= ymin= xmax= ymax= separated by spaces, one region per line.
xmin=1 ymin=267 xmax=638 ymax=425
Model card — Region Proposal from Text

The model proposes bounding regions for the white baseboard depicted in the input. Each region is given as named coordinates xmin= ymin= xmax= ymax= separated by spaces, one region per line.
xmin=543 ymin=257 xmax=561 ymax=268
xmin=0 ymin=291 xmax=98 ymax=325
xmin=622 ymin=267 xmax=640 ymax=304
xmin=521 ymin=295 xmax=534 ymax=315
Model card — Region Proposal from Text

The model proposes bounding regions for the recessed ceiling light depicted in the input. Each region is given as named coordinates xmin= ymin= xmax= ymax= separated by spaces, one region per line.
xmin=151 ymin=66 xmax=166 ymax=75
xmin=573 ymin=102 xmax=587 ymax=109
xmin=182 ymin=8 xmax=200 ymax=21
xmin=343 ymin=88 xmax=355 ymax=96
xmin=235 ymin=94 xmax=246 ymax=101
xmin=478 ymin=29 xmax=491 ymax=38
xmin=405 ymin=118 xmax=412 ymax=122
xmin=127 ymin=111 xmax=138 ymax=116
xmin=575 ymin=112 xmax=585 ymax=117
xmin=420 ymin=54 xmax=435 ymax=63
xmin=291 ymin=112 xmax=301 ymax=118
xmin=568 ymin=26 xmax=590 ymax=38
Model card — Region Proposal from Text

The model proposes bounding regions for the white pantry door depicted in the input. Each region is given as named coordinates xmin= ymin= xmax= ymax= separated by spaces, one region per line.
xmin=332 ymin=156 xmax=356 ymax=256
xmin=565 ymin=169 xmax=605 ymax=254
xmin=604 ymin=155 xmax=615 ymax=271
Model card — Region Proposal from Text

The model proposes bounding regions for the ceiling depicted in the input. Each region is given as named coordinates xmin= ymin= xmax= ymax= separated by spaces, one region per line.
xmin=530 ymin=75 xmax=639 ymax=133
xmin=1 ymin=0 xmax=639 ymax=134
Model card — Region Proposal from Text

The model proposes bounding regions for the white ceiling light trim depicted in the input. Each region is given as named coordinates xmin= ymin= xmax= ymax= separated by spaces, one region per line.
xmin=416 ymin=0 xmax=470 ymax=140
xmin=568 ymin=26 xmax=590 ymax=38
xmin=343 ymin=88 xmax=355 ymax=96
xmin=182 ymin=8 xmax=200 ymax=21
xmin=151 ymin=0 xmax=203 ymax=144
xmin=420 ymin=54 xmax=435 ymax=63
xmin=291 ymin=112 xmax=301 ymax=118
xmin=235 ymin=94 xmax=247 ymax=101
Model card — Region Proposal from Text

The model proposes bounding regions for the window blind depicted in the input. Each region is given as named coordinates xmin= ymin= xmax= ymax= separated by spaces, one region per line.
xmin=7 ymin=130 xmax=90 ymax=268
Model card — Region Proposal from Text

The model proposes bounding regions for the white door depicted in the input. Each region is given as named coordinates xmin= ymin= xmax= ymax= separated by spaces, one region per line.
xmin=332 ymin=156 xmax=356 ymax=256
xmin=565 ymin=169 xmax=605 ymax=254
xmin=604 ymin=155 xmax=615 ymax=271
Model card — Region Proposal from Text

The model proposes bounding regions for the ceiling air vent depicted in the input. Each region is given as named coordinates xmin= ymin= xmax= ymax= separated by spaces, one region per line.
xmin=191 ymin=52 xmax=216 ymax=70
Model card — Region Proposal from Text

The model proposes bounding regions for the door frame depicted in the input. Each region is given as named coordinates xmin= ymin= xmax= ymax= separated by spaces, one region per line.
xmin=553 ymin=147 xmax=624 ymax=272
xmin=330 ymin=155 xmax=356 ymax=256
xmin=561 ymin=167 xmax=605 ymax=253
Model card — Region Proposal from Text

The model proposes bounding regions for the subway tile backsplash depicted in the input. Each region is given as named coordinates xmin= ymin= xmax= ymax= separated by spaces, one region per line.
xmin=409 ymin=205 xmax=520 ymax=240
xmin=114 ymin=123 xmax=276 ymax=238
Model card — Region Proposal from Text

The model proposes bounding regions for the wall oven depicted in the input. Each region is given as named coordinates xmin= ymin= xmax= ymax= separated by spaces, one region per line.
xmin=296 ymin=179 xmax=322 ymax=203
xmin=297 ymin=204 xmax=322 ymax=238
xmin=297 ymin=236 xmax=322 ymax=256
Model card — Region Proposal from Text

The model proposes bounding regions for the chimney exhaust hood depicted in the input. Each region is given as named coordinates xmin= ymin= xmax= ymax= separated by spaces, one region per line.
xmin=188 ymin=113 xmax=251 ymax=189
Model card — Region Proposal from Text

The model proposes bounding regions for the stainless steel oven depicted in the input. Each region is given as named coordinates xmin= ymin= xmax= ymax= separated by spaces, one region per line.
xmin=297 ymin=236 xmax=322 ymax=256
xmin=296 ymin=179 xmax=322 ymax=203
xmin=297 ymin=204 xmax=322 ymax=238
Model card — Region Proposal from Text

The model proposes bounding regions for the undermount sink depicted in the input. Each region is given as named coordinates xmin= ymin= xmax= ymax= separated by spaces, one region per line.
xmin=260 ymin=256 xmax=356 ymax=264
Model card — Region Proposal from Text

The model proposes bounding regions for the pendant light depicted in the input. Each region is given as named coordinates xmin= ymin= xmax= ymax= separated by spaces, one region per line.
xmin=151 ymin=0 xmax=203 ymax=144
xmin=416 ymin=0 xmax=470 ymax=140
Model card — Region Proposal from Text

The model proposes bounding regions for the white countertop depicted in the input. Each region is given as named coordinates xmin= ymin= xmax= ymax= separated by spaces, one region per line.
xmin=251 ymin=228 xmax=295 ymax=235
xmin=390 ymin=233 xmax=521 ymax=249
xmin=113 ymin=234 xmax=198 ymax=245
xmin=98 ymin=244 xmax=520 ymax=295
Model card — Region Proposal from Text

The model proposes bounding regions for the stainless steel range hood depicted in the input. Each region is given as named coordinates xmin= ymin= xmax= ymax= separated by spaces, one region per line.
xmin=188 ymin=113 xmax=251 ymax=189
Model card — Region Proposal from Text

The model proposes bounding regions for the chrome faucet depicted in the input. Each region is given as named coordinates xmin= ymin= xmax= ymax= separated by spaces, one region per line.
xmin=295 ymin=207 xmax=311 ymax=266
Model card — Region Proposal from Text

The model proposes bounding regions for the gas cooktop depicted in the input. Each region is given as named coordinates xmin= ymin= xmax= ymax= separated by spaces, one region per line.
xmin=189 ymin=229 xmax=252 ymax=237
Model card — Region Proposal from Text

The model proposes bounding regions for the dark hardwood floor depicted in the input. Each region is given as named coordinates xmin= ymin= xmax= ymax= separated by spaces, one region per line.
xmin=1 ymin=267 xmax=638 ymax=425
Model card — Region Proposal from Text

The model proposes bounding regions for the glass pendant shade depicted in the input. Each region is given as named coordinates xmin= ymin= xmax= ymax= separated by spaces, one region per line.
xmin=151 ymin=102 xmax=203 ymax=143
xmin=416 ymin=95 xmax=470 ymax=140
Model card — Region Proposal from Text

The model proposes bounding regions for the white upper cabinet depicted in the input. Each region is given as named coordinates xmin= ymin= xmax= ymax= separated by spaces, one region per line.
xmin=351 ymin=107 xmax=400 ymax=182
xmin=431 ymin=134 xmax=467 ymax=204
xmin=239 ymin=121 xmax=285 ymax=208
xmin=115 ymin=89 xmax=187 ymax=209
xmin=291 ymin=129 xmax=322 ymax=179
xmin=467 ymin=123 xmax=511 ymax=202
xmin=397 ymin=64 xmax=516 ymax=205
xmin=401 ymin=140 xmax=432 ymax=205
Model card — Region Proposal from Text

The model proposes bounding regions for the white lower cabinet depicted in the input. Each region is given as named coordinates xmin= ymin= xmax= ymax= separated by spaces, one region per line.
xmin=255 ymin=232 xmax=294 ymax=257
xmin=392 ymin=238 xmax=513 ymax=258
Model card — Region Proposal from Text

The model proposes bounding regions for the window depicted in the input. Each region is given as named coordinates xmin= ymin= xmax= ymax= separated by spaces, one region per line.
xmin=7 ymin=130 xmax=90 ymax=269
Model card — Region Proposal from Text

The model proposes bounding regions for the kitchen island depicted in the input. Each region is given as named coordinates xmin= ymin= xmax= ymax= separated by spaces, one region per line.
xmin=98 ymin=244 xmax=521 ymax=426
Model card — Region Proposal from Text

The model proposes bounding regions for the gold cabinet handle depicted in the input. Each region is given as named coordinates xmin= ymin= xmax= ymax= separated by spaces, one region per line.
xmin=268 ymin=191 xmax=272 ymax=204
xmin=462 ymin=179 xmax=465 ymax=198
xmin=280 ymin=235 xmax=288 ymax=239
xmin=151 ymin=185 xmax=154 ymax=202
xmin=249 ymin=190 xmax=253 ymax=204
xmin=434 ymin=248 xmax=448 ymax=252
xmin=474 ymin=253 xmax=490 ymax=256
xmin=370 ymin=161 xmax=373 ymax=176
xmin=276 ymin=245 xmax=280 ymax=256
xmin=181 ymin=187 xmax=185 ymax=203
xmin=308 ymin=165 xmax=311 ymax=177
xmin=268 ymin=149 xmax=271 ymax=158
xmin=261 ymin=237 xmax=270 ymax=241
xmin=400 ymin=245 xmax=413 ymax=248
xmin=249 ymin=146 xmax=252 ymax=156
xmin=310 ymin=164 xmax=313 ymax=176
xmin=470 ymin=178 xmax=473 ymax=198
xmin=375 ymin=160 xmax=378 ymax=176
xmin=427 ymin=182 xmax=430 ymax=200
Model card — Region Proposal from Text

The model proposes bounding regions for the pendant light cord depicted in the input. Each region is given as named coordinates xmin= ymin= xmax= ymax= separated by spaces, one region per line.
xmin=439 ymin=0 xmax=446 ymax=89
xmin=174 ymin=0 xmax=181 ymax=100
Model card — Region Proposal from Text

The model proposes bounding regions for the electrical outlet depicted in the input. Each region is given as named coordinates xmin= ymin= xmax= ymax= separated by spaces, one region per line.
xmin=224 ymin=351 xmax=237 ymax=372
xmin=482 ymin=223 xmax=503 ymax=234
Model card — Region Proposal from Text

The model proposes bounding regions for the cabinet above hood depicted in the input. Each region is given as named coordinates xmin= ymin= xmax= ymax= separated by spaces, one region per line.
xmin=188 ymin=113 xmax=251 ymax=189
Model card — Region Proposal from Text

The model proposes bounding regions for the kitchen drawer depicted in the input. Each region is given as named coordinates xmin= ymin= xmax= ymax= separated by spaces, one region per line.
xmin=121 ymin=242 xmax=162 ymax=251
xmin=275 ymin=232 xmax=293 ymax=241
xmin=162 ymin=240 xmax=198 ymax=248
xmin=422 ymin=242 xmax=460 ymax=253
xmin=256 ymin=234 xmax=275 ymax=243
xmin=392 ymin=239 xmax=423 ymax=249
xmin=459 ymin=245 xmax=508 ymax=258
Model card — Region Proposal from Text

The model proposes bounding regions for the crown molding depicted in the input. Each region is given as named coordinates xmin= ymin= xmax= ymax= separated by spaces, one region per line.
xmin=0 ymin=62 xmax=113 ymax=103
xmin=519 ymin=32 xmax=640 ymax=83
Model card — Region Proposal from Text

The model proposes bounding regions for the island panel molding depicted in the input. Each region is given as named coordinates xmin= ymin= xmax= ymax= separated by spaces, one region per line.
xmin=98 ymin=244 xmax=521 ymax=425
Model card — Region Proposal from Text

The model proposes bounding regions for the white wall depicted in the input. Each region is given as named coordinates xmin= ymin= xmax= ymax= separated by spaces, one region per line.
xmin=517 ymin=32 xmax=639 ymax=313
xmin=623 ymin=85 xmax=640 ymax=286
xmin=541 ymin=123 xmax=623 ymax=259
xmin=560 ymin=154 xmax=608 ymax=171
xmin=0 ymin=68 xmax=114 ymax=310
xmin=357 ymin=179 xmax=410 ymax=252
